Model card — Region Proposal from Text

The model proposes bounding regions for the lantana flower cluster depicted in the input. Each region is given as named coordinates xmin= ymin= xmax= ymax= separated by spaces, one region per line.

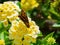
xmin=47 ymin=37 xmax=56 ymax=45
xmin=9 ymin=17 xmax=40 ymax=45
xmin=0 ymin=1 xmax=40 ymax=45
xmin=0 ymin=40 xmax=5 ymax=45
xmin=0 ymin=1 xmax=21 ymax=26
xmin=21 ymin=0 xmax=39 ymax=11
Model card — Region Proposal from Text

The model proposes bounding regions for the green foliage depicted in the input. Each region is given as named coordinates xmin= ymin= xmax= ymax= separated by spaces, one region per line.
xmin=31 ymin=32 xmax=55 ymax=45
xmin=16 ymin=1 xmax=21 ymax=9
xmin=27 ymin=0 xmax=60 ymax=44
xmin=0 ymin=22 xmax=4 ymax=32
xmin=0 ymin=22 xmax=12 ymax=45
xmin=43 ymin=32 xmax=54 ymax=41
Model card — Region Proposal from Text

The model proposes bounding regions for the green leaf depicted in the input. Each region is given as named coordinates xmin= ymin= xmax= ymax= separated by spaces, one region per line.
xmin=53 ymin=23 xmax=60 ymax=27
xmin=0 ymin=32 xmax=4 ymax=40
xmin=43 ymin=32 xmax=54 ymax=41
xmin=0 ymin=22 xmax=4 ymax=29
xmin=0 ymin=22 xmax=12 ymax=45
xmin=38 ymin=32 xmax=43 ymax=37
xmin=52 ymin=21 xmax=60 ymax=27
xmin=16 ymin=1 xmax=21 ymax=9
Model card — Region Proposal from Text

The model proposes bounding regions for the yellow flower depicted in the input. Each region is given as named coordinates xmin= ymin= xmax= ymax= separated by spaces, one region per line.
xmin=0 ymin=1 xmax=21 ymax=22
xmin=50 ymin=0 xmax=58 ymax=7
xmin=31 ymin=38 xmax=36 ymax=43
xmin=9 ymin=17 xmax=40 ymax=45
xmin=47 ymin=37 xmax=56 ymax=44
xmin=0 ymin=40 xmax=5 ymax=45
xmin=24 ymin=36 xmax=36 ymax=43
xmin=24 ymin=36 xmax=31 ymax=42
xmin=21 ymin=0 xmax=39 ymax=11
xmin=2 ymin=19 xmax=8 ymax=27
xmin=23 ymin=40 xmax=30 ymax=45
xmin=12 ymin=39 xmax=23 ymax=45
xmin=48 ymin=15 xmax=52 ymax=19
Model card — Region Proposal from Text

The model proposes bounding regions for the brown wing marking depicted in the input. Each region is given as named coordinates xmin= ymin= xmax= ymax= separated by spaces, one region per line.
xmin=18 ymin=9 xmax=30 ymax=28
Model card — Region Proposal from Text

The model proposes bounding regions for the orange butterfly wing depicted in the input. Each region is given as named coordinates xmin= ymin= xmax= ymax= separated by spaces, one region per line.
xmin=18 ymin=9 xmax=30 ymax=28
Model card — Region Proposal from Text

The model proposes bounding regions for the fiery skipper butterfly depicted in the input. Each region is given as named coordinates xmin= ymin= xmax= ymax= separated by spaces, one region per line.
xmin=18 ymin=9 xmax=30 ymax=28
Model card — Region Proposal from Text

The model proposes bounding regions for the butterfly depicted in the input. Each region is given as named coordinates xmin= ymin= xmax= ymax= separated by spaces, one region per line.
xmin=18 ymin=9 xmax=30 ymax=28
